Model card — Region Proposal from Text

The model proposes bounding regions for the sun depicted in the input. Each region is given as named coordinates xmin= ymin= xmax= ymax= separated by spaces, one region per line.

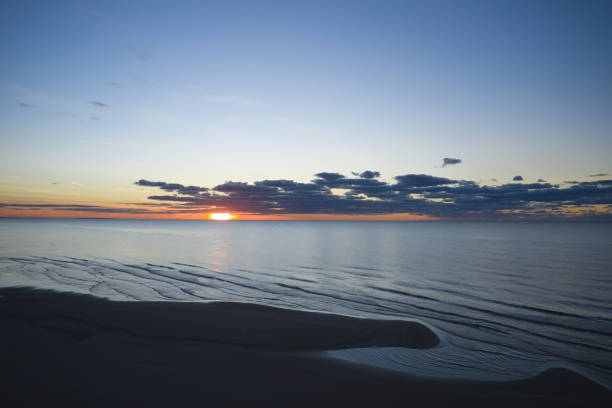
xmin=208 ymin=213 xmax=237 ymax=221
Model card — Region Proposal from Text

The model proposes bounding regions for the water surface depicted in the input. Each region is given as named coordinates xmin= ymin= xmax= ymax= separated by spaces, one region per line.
xmin=1 ymin=219 xmax=611 ymax=387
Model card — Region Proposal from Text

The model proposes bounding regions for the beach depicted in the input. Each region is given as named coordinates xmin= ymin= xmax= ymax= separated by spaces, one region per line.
xmin=3 ymin=0 xmax=611 ymax=405
xmin=1 ymin=288 xmax=610 ymax=407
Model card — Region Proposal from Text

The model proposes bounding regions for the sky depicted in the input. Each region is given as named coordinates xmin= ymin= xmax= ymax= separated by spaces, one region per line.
xmin=1 ymin=0 xmax=611 ymax=220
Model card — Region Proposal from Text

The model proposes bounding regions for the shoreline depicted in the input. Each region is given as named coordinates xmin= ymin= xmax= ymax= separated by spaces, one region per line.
xmin=1 ymin=287 xmax=610 ymax=407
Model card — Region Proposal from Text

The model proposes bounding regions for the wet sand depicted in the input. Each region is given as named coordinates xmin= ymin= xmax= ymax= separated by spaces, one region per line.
xmin=1 ymin=288 xmax=610 ymax=407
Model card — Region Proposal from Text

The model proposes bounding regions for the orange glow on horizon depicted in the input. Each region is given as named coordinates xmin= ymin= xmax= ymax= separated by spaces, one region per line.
xmin=207 ymin=213 xmax=238 ymax=221
xmin=206 ymin=213 xmax=436 ymax=221
xmin=0 ymin=207 xmax=435 ymax=220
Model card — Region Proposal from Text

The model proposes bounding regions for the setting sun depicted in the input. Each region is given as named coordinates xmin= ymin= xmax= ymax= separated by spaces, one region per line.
xmin=208 ymin=213 xmax=236 ymax=221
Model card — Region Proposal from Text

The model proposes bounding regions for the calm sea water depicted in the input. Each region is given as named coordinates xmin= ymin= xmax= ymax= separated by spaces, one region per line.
xmin=1 ymin=219 xmax=611 ymax=387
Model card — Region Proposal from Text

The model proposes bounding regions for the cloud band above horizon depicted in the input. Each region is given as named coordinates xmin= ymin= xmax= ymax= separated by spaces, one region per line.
xmin=132 ymin=171 xmax=612 ymax=220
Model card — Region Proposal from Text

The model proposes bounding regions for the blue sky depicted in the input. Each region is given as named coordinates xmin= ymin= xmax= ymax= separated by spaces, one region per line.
xmin=1 ymin=0 xmax=611 ymax=218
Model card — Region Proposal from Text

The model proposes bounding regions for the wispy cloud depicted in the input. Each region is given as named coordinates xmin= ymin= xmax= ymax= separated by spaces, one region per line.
xmin=0 ymin=202 xmax=208 ymax=215
xmin=3 ymin=83 xmax=85 ymax=115
xmin=91 ymin=101 xmax=109 ymax=108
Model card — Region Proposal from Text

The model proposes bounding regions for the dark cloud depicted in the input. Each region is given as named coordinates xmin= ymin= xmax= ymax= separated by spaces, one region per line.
xmin=351 ymin=171 xmax=381 ymax=179
xmin=213 ymin=181 xmax=276 ymax=194
xmin=564 ymin=181 xmax=579 ymax=184
xmin=255 ymin=179 xmax=324 ymax=192
xmin=19 ymin=102 xmax=36 ymax=108
xmin=589 ymin=173 xmax=608 ymax=177
xmin=537 ymin=179 xmax=546 ymax=182
xmin=6 ymin=172 xmax=612 ymax=220
xmin=133 ymin=172 xmax=612 ymax=220
xmin=135 ymin=180 xmax=208 ymax=195
xmin=513 ymin=176 xmax=523 ymax=181
xmin=395 ymin=174 xmax=455 ymax=187
xmin=442 ymin=157 xmax=462 ymax=167
xmin=91 ymin=101 xmax=109 ymax=108
xmin=314 ymin=172 xmax=345 ymax=182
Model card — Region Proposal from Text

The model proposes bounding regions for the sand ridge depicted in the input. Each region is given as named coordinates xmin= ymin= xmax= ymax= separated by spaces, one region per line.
xmin=1 ymin=288 xmax=610 ymax=407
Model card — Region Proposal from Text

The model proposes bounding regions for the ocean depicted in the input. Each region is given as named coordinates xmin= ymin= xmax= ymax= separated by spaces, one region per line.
xmin=1 ymin=219 xmax=611 ymax=388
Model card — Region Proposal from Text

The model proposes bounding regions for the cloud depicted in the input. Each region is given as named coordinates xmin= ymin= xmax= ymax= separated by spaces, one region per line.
xmin=537 ymin=179 xmax=546 ymax=182
xmin=314 ymin=172 xmax=346 ymax=182
xmin=134 ymin=180 xmax=208 ymax=195
xmin=19 ymin=102 xmax=36 ymax=108
xmin=213 ymin=181 xmax=276 ymax=194
xmin=442 ymin=157 xmax=462 ymax=167
xmin=351 ymin=170 xmax=381 ymax=179
xmin=91 ymin=101 xmax=109 ymax=108
xmin=137 ymin=52 xmax=150 ymax=61
xmin=90 ymin=116 xmax=101 ymax=120
xmin=0 ymin=203 xmax=98 ymax=208
xmin=513 ymin=176 xmax=523 ymax=181
xmin=395 ymin=174 xmax=455 ymax=187
xmin=6 ymin=172 xmax=612 ymax=220
xmin=0 ymin=202 xmax=207 ymax=215
xmin=133 ymin=171 xmax=612 ymax=220
xmin=256 ymin=179 xmax=324 ymax=192
xmin=589 ymin=173 xmax=608 ymax=177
